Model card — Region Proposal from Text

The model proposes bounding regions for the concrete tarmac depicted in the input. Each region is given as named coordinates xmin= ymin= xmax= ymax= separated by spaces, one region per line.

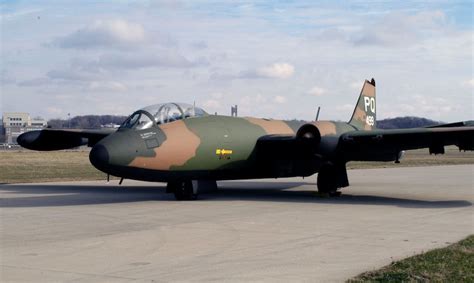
xmin=1 ymin=165 xmax=473 ymax=282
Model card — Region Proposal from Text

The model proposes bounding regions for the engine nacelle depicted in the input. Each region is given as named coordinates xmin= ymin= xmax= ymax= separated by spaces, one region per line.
xmin=296 ymin=124 xmax=321 ymax=154
xmin=256 ymin=123 xmax=323 ymax=178
xmin=17 ymin=130 xmax=86 ymax=151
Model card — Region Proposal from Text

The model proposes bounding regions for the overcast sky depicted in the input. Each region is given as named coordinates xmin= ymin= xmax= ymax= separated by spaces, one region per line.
xmin=1 ymin=1 xmax=473 ymax=122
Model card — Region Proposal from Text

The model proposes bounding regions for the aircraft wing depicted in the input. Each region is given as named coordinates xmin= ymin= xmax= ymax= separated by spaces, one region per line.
xmin=426 ymin=120 xmax=474 ymax=128
xmin=340 ymin=124 xmax=474 ymax=161
xmin=17 ymin=128 xmax=116 ymax=151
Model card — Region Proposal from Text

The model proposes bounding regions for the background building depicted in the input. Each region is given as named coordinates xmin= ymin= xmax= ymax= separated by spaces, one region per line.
xmin=0 ymin=118 xmax=3 ymax=143
xmin=2 ymin=113 xmax=47 ymax=144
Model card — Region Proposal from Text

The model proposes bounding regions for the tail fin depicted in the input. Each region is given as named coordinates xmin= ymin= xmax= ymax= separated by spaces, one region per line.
xmin=349 ymin=78 xmax=376 ymax=130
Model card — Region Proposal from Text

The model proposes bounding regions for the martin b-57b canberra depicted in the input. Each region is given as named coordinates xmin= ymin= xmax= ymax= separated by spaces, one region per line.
xmin=19 ymin=79 xmax=474 ymax=200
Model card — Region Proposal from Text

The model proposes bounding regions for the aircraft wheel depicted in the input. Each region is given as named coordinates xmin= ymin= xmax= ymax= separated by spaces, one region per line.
xmin=172 ymin=181 xmax=198 ymax=201
xmin=317 ymin=163 xmax=339 ymax=196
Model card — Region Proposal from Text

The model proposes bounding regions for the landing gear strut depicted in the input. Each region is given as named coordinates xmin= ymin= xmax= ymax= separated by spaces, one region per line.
xmin=167 ymin=180 xmax=218 ymax=200
xmin=317 ymin=162 xmax=349 ymax=197
xmin=167 ymin=181 xmax=197 ymax=201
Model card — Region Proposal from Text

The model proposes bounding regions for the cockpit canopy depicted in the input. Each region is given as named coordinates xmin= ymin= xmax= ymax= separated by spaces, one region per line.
xmin=120 ymin=102 xmax=207 ymax=130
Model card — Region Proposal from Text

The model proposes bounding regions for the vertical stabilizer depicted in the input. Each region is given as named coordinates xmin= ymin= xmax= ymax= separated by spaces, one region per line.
xmin=349 ymin=78 xmax=376 ymax=130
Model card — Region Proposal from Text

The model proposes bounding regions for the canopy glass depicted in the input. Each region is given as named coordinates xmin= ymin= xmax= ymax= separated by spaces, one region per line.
xmin=120 ymin=103 xmax=207 ymax=130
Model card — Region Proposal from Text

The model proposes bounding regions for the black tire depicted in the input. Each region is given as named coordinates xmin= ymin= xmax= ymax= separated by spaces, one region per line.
xmin=173 ymin=181 xmax=198 ymax=201
xmin=328 ymin=191 xmax=342 ymax=197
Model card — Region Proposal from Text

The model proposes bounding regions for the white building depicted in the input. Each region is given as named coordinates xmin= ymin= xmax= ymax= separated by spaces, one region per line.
xmin=2 ymin=113 xmax=47 ymax=144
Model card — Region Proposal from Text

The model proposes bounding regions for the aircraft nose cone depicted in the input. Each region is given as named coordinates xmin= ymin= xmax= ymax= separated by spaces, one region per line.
xmin=89 ymin=144 xmax=110 ymax=171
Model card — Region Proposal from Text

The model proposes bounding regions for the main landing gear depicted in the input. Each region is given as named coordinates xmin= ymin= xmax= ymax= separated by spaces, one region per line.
xmin=167 ymin=181 xmax=197 ymax=200
xmin=166 ymin=164 xmax=349 ymax=200
xmin=166 ymin=180 xmax=218 ymax=200
xmin=316 ymin=162 xmax=349 ymax=197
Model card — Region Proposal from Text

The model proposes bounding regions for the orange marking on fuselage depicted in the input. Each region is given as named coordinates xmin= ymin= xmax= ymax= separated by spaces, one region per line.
xmin=245 ymin=117 xmax=295 ymax=135
xmin=129 ymin=120 xmax=200 ymax=171
xmin=311 ymin=121 xmax=337 ymax=136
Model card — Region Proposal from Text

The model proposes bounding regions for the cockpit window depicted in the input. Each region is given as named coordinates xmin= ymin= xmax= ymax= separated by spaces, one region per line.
xmin=120 ymin=102 xmax=207 ymax=130
xmin=120 ymin=110 xmax=155 ymax=130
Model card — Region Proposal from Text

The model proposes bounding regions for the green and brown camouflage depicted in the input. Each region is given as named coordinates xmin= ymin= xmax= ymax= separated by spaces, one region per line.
xmin=117 ymin=81 xmax=376 ymax=176
xmin=91 ymin=115 xmax=360 ymax=181
xmin=18 ymin=79 xmax=474 ymax=199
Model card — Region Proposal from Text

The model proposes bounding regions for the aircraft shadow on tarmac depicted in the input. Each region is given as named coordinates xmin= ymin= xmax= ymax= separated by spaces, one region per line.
xmin=0 ymin=181 xmax=471 ymax=209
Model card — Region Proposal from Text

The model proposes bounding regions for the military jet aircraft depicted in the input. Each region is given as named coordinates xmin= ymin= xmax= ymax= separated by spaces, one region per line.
xmin=18 ymin=79 xmax=474 ymax=200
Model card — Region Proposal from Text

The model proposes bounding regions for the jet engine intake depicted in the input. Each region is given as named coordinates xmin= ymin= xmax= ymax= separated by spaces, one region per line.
xmin=296 ymin=124 xmax=322 ymax=154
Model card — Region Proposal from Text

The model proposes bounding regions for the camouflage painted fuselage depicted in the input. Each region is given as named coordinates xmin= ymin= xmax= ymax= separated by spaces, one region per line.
xmin=17 ymin=78 xmax=473 ymax=192
xmin=90 ymin=116 xmax=355 ymax=182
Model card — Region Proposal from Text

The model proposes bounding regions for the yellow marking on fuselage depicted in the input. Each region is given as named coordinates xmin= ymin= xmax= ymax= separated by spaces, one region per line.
xmin=216 ymin=149 xmax=233 ymax=155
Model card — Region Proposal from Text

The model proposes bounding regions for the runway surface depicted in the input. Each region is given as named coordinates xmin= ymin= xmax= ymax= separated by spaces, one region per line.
xmin=1 ymin=165 xmax=473 ymax=282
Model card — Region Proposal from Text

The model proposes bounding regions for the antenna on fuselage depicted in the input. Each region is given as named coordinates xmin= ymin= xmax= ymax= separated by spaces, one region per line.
xmin=315 ymin=106 xmax=321 ymax=121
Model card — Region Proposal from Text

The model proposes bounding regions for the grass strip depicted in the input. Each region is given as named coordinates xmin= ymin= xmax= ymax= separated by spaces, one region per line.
xmin=350 ymin=235 xmax=474 ymax=282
